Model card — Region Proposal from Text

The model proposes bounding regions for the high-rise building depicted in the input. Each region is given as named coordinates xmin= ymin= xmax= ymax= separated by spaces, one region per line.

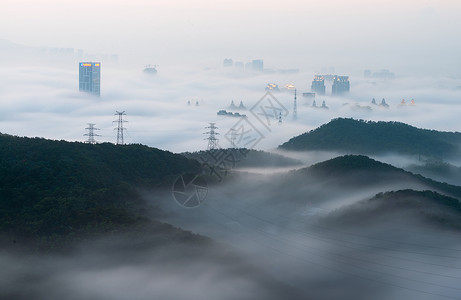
xmin=332 ymin=75 xmax=350 ymax=95
xmin=311 ymin=75 xmax=326 ymax=95
xmin=79 ymin=62 xmax=100 ymax=96
xmin=251 ymin=59 xmax=264 ymax=72
xmin=234 ymin=61 xmax=244 ymax=72
xmin=223 ymin=58 xmax=233 ymax=67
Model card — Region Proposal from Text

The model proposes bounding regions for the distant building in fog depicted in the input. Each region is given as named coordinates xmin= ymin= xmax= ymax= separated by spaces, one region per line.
xmin=252 ymin=59 xmax=264 ymax=72
xmin=266 ymin=83 xmax=280 ymax=92
xmin=223 ymin=58 xmax=233 ymax=67
xmin=245 ymin=62 xmax=252 ymax=71
xmin=311 ymin=75 xmax=326 ymax=95
xmin=234 ymin=61 xmax=244 ymax=72
xmin=372 ymin=69 xmax=395 ymax=79
xmin=364 ymin=69 xmax=395 ymax=79
xmin=332 ymin=75 xmax=350 ymax=95
xmin=302 ymin=92 xmax=315 ymax=99
xmin=79 ymin=62 xmax=100 ymax=96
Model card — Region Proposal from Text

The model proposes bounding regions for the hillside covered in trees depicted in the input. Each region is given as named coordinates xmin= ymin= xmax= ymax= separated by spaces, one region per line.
xmin=0 ymin=133 xmax=201 ymax=250
xmin=295 ymin=155 xmax=461 ymax=200
xmin=322 ymin=189 xmax=461 ymax=230
xmin=279 ymin=118 xmax=461 ymax=159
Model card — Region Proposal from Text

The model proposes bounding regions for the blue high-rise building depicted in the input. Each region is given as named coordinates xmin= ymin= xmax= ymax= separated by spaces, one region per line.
xmin=311 ymin=75 xmax=326 ymax=95
xmin=332 ymin=75 xmax=350 ymax=95
xmin=79 ymin=62 xmax=100 ymax=96
xmin=251 ymin=59 xmax=264 ymax=72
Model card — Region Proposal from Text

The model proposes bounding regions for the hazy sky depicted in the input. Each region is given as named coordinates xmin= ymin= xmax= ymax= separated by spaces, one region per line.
xmin=2 ymin=0 xmax=461 ymax=74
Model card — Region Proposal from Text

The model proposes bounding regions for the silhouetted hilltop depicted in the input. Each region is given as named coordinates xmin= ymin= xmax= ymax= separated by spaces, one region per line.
xmin=293 ymin=155 xmax=407 ymax=185
xmin=308 ymin=154 xmax=397 ymax=174
xmin=0 ymin=133 xmax=201 ymax=250
xmin=279 ymin=118 xmax=461 ymax=158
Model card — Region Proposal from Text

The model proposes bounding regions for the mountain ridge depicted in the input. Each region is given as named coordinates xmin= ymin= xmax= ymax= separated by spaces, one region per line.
xmin=322 ymin=189 xmax=461 ymax=230
xmin=279 ymin=118 xmax=461 ymax=159
xmin=0 ymin=133 xmax=201 ymax=250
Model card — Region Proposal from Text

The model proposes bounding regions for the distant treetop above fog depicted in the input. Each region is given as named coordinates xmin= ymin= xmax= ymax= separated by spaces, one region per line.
xmin=279 ymin=118 xmax=461 ymax=159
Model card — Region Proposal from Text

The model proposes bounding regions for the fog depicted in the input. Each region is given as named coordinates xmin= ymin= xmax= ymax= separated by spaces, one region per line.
xmin=2 ymin=0 xmax=461 ymax=76
xmin=0 ymin=62 xmax=461 ymax=154
xmin=4 ymin=159 xmax=461 ymax=299
xmin=145 ymin=167 xmax=461 ymax=300
xmin=0 ymin=235 xmax=299 ymax=300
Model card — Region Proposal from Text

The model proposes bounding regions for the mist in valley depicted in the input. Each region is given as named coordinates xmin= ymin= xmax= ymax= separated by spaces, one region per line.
xmin=142 ymin=155 xmax=461 ymax=300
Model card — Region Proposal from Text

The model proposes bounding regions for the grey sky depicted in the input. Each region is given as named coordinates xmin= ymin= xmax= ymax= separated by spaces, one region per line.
xmin=1 ymin=0 xmax=461 ymax=75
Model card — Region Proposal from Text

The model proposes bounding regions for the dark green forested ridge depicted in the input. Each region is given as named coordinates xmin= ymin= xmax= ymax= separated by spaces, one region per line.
xmin=279 ymin=118 xmax=461 ymax=158
xmin=0 ymin=133 xmax=201 ymax=249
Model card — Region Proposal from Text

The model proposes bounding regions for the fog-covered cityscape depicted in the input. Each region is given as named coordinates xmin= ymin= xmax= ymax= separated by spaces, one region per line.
xmin=1 ymin=1 xmax=461 ymax=299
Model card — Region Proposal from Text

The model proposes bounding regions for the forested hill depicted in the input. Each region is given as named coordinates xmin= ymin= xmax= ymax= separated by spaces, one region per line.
xmin=279 ymin=118 xmax=461 ymax=158
xmin=322 ymin=190 xmax=461 ymax=230
xmin=294 ymin=155 xmax=461 ymax=200
xmin=0 ymin=133 xmax=201 ymax=248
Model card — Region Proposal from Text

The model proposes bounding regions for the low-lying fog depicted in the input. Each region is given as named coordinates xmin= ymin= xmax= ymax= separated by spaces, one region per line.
xmin=2 ymin=151 xmax=461 ymax=299
xmin=0 ymin=152 xmax=461 ymax=299
xmin=145 ymin=162 xmax=461 ymax=300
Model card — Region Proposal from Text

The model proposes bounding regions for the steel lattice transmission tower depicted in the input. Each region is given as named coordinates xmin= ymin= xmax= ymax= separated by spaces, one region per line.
xmin=113 ymin=111 xmax=127 ymax=145
xmin=84 ymin=123 xmax=100 ymax=144
xmin=293 ymin=89 xmax=297 ymax=120
xmin=204 ymin=123 xmax=219 ymax=150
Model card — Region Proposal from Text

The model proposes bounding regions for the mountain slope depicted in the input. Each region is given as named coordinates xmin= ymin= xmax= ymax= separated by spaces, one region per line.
xmin=322 ymin=189 xmax=461 ymax=230
xmin=240 ymin=155 xmax=461 ymax=214
xmin=0 ymin=133 xmax=201 ymax=248
xmin=406 ymin=160 xmax=461 ymax=186
xmin=294 ymin=155 xmax=461 ymax=199
xmin=279 ymin=118 xmax=461 ymax=158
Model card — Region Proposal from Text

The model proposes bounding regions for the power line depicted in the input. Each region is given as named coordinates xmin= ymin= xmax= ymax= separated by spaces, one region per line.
xmin=203 ymin=203 xmax=461 ymax=299
xmin=223 ymin=193 xmax=461 ymax=260
xmin=209 ymin=193 xmax=461 ymax=278
xmin=214 ymin=200 xmax=461 ymax=280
